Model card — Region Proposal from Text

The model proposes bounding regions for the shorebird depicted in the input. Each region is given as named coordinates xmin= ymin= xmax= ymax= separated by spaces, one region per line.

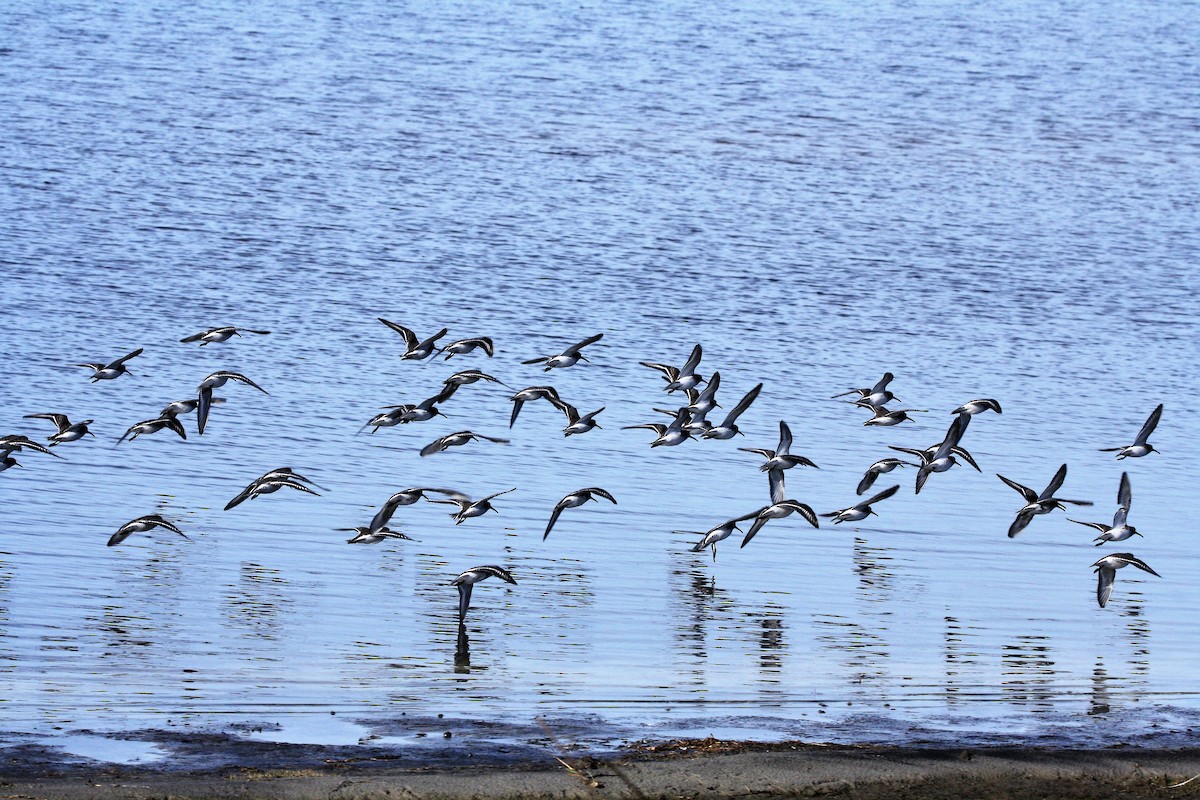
xmin=260 ymin=467 xmax=327 ymax=491
xmin=739 ymin=421 xmax=819 ymax=474
xmin=543 ymin=487 xmax=617 ymax=540
xmin=429 ymin=488 xmax=516 ymax=524
xmin=76 ymin=348 xmax=142 ymax=382
xmin=952 ymin=398 xmax=1002 ymax=416
xmin=821 ymin=484 xmax=900 ymax=524
xmin=701 ymin=383 xmax=764 ymax=440
xmin=160 ymin=397 xmax=224 ymax=419
xmin=1071 ymin=472 xmax=1140 ymax=546
xmin=378 ymin=318 xmax=449 ymax=360
xmin=509 ymin=385 xmax=569 ymax=428
xmin=625 ymin=406 xmax=693 ymax=447
xmin=1100 ymin=403 xmax=1163 ymax=459
xmin=832 ymin=372 xmax=898 ymax=406
xmin=442 ymin=369 xmax=510 ymax=392
xmin=1092 ymin=553 xmax=1160 ymax=608
xmin=341 ymin=526 xmax=415 ymax=545
xmin=739 ymin=421 xmax=818 ymax=504
xmin=108 ymin=514 xmax=189 ymax=547
xmin=419 ymin=430 xmax=510 ymax=457
xmin=641 ymin=343 xmax=704 ymax=393
xmin=686 ymin=371 xmax=721 ymax=415
xmin=116 ymin=416 xmax=187 ymax=446
xmin=522 ymin=333 xmax=603 ymax=371
xmin=889 ymin=413 xmax=972 ymax=494
xmin=197 ymin=371 xmax=268 ymax=435
xmin=651 ymin=405 xmax=711 ymax=434
xmin=398 ymin=389 xmax=454 ymax=423
xmin=740 ymin=500 xmax=820 ymax=548
xmin=23 ymin=414 xmax=94 ymax=445
xmin=998 ymin=463 xmax=1093 ymax=538
xmin=857 ymin=402 xmax=928 ymax=426
xmin=224 ymin=470 xmax=321 ymax=510
xmin=442 ymin=336 xmax=494 ymax=359
xmin=1 ymin=454 xmax=19 ymax=473
xmin=561 ymin=404 xmax=605 ymax=436
xmin=180 ymin=326 xmax=270 ymax=345
xmin=360 ymin=407 xmax=407 ymax=434
xmin=369 ymin=488 xmax=469 ymax=532
xmin=0 ymin=435 xmax=64 ymax=459
xmin=453 ymin=565 xmax=517 ymax=623
xmin=857 ymin=458 xmax=917 ymax=495
xmin=684 ymin=514 xmax=758 ymax=561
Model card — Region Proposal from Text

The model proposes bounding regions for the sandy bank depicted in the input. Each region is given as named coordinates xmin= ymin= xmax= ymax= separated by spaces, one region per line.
xmin=4 ymin=741 xmax=1200 ymax=799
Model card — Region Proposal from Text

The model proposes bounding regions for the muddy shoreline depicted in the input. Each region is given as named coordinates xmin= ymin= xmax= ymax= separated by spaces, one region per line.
xmin=4 ymin=739 xmax=1200 ymax=799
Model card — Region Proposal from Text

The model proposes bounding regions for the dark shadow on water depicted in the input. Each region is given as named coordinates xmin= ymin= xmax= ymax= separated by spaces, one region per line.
xmin=454 ymin=622 xmax=470 ymax=673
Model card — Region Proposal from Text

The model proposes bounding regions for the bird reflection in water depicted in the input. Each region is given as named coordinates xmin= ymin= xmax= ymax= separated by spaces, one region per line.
xmin=1090 ymin=657 xmax=1112 ymax=715
xmin=1001 ymin=633 xmax=1058 ymax=710
xmin=853 ymin=537 xmax=897 ymax=602
xmin=668 ymin=562 xmax=735 ymax=667
xmin=753 ymin=604 xmax=786 ymax=688
xmin=1121 ymin=592 xmax=1151 ymax=679
xmin=224 ymin=562 xmax=292 ymax=644
xmin=942 ymin=614 xmax=981 ymax=706
xmin=454 ymin=622 xmax=471 ymax=674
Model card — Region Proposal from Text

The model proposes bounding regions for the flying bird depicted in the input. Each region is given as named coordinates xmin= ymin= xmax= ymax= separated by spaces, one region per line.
xmin=821 ymin=484 xmax=900 ymax=524
xmin=701 ymin=382 xmax=764 ymax=440
xmin=856 ymin=457 xmax=917 ymax=495
xmin=196 ymin=371 xmax=268 ymax=434
xmin=509 ymin=385 xmax=570 ymax=428
xmin=378 ymin=318 xmax=449 ymax=360
xmin=684 ymin=513 xmax=758 ymax=561
xmin=368 ymin=488 xmax=468 ymax=532
xmin=0 ymin=435 xmax=64 ymax=459
xmin=442 ymin=336 xmax=494 ymax=359
xmin=341 ymin=526 xmax=415 ymax=545
xmin=180 ymin=326 xmax=270 ymax=345
xmin=952 ymin=398 xmax=1002 ymax=416
xmin=561 ymin=404 xmax=605 ymax=436
xmin=108 ymin=514 xmax=188 ymax=547
xmin=1100 ymin=403 xmax=1163 ymax=459
xmin=224 ymin=469 xmax=322 ymax=510
xmin=686 ymin=371 xmax=722 ymax=415
xmin=1092 ymin=553 xmax=1160 ymax=608
xmin=76 ymin=348 xmax=142 ymax=382
xmin=453 ymin=565 xmax=517 ymax=623
xmin=116 ymin=416 xmax=187 ymax=446
xmin=1070 ymin=472 xmax=1140 ymax=546
xmin=543 ymin=487 xmax=617 ymax=540
xmin=23 ymin=413 xmax=94 ymax=445
xmin=890 ymin=412 xmax=972 ymax=494
xmin=429 ymin=488 xmax=517 ymax=524
xmin=522 ymin=333 xmax=603 ymax=371
xmin=442 ymin=369 xmax=510 ymax=392
xmin=419 ymin=430 xmax=510 ymax=457
xmin=998 ymin=463 xmax=1093 ymax=538
xmin=739 ymin=420 xmax=818 ymax=505
xmin=832 ymin=372 xmax=898 ymax=406
xmin=740 ymin=500 xmax=820 ymax=548
xmin=641 ymin=343 xmax=704 ymax=393
xmin=857 ymin=402 xmax=928 ymax=426
xmin=625 ymin=406 xmax=693 ymax=447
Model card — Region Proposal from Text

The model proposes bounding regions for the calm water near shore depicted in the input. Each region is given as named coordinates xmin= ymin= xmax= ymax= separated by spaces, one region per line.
xmin=2 ymin=0 xmax=1199 ymax=762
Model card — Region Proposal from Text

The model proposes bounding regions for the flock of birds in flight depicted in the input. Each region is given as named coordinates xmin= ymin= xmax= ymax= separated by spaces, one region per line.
xmin=1 ymin=322 xmax=1169 ymax=622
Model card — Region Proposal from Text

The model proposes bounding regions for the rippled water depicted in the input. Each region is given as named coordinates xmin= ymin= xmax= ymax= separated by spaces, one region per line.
xmin=2 ymin=0 xmax=1200 ymax=760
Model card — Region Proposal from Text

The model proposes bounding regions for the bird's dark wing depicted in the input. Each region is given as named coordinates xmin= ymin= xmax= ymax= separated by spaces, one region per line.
xmin=1134 ymin=403 xmax=1163 ymax=445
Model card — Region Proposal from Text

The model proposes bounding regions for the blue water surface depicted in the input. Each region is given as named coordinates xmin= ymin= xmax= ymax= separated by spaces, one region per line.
xmin=1 ymin=0 xmax=1199 ymax=759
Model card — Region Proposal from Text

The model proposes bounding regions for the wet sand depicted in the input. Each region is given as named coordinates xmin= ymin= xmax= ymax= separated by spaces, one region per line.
xmin=4 ymin=740 xmax=1200 ymax=799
